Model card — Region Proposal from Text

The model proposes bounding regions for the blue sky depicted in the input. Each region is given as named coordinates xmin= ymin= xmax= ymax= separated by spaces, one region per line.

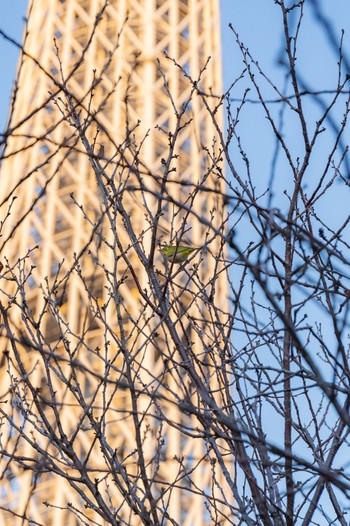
xmin=0 ymin=0 xmax=27 ymax=130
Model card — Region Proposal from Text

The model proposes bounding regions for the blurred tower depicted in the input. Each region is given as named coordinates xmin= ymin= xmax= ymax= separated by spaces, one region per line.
xmin=0 ymin=1 xmax=230 ymax=525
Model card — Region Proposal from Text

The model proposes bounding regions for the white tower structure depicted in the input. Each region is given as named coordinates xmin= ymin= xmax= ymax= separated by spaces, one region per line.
xmin=0 ymin=1 xmax=231 ymax=525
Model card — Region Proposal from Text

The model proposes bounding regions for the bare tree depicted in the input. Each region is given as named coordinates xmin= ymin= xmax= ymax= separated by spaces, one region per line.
xmin=1 ymin=1 xmax=350 ymax=525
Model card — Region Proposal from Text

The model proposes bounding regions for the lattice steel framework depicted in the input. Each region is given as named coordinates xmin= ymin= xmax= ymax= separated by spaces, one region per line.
xmin=0 ymin=1 xmax=231 ymax=525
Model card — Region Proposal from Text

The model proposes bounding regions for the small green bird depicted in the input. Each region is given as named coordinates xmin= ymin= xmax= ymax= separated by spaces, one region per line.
xmin=160 ymin=244 xmax=197 ymax=264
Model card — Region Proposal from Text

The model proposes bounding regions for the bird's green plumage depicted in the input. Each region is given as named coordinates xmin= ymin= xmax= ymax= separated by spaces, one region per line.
xmin=160 ymin=244 xmax=196 ymax=263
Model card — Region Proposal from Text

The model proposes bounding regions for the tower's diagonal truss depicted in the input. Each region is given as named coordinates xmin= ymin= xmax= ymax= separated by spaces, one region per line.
xmin=0 ymin=1 xmax=233 ymax=525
